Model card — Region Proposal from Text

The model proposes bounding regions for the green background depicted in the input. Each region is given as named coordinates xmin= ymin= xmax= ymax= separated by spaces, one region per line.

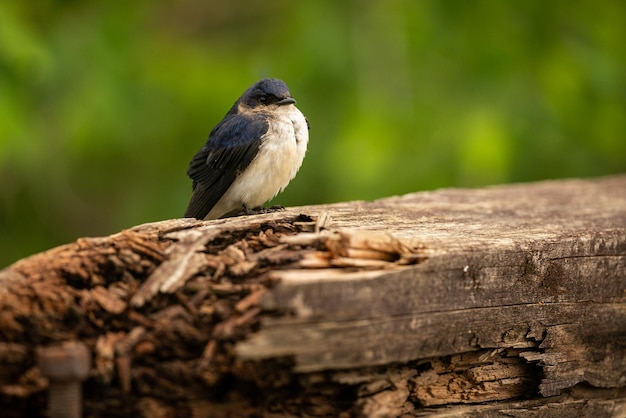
xmin=1 ymin=1 xmax=625 ymax=268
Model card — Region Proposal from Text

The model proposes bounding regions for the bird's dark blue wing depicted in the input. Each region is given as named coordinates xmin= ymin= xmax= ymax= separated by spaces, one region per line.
xmin=184 ymin=113 xmax=268 ymax=219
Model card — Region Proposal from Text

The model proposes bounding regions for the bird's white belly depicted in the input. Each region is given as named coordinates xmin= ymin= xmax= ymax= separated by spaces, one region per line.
xmin=205 ymin=107 xmax=308 ymax=219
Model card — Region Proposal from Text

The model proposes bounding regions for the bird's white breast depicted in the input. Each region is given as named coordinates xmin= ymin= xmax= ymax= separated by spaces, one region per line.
xmin=205 ymin=105 xmax=308 ymax=219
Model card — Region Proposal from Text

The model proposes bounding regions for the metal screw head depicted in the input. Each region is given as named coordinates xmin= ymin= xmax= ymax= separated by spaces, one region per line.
xmin=37 ymin=341 xmax=91 ymax=381
xmin=37 ymin=341 xmax=92 ymax=418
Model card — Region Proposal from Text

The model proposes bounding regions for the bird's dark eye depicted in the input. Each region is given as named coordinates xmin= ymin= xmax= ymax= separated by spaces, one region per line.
xmin=257 ymin=94 xmax=280 ymax=105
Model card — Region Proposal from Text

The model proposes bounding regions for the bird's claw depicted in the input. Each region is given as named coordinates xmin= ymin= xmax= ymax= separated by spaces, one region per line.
xmin=232 ymin=204 xmax=284 ymax=216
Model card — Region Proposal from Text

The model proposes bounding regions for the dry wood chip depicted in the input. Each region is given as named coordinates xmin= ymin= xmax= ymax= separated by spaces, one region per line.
xmin=89 ymin=273 xmax=107 ymax=287
xmin=279 ymin=229 xmax=421 ymax=270
xmin=250 ymin=247 xmax=302 ymax=268
xmin=19 ymin=366 xmax=46 ymax=388
xmin=175 ymin=291 xmax=198 ymax=316
xmin=202 ymin=255 xmax=224 ymax=270
xmin=220 ymin=244 xmax=247 ymax=264
xmin=188 ymin=288 xmax=210 ymax=307
xmin=315 ymin=211 xmax=332 ymax=232
xmin=331 ymin=257 xmax=394 ymax=268
xmin=157 ymin=318 xmax=208 ymax=346
xmin=198 ymin=304 xmax=215 ymax=316
xmin=127 ymin=310 xmax=153 ymax=328
xmin=211 ymin=260 xmax=226 ymax=280
xmin=95 ymin=332 xmax=126 ymax=384
xmin=228 ymin=260 xmax=257 ymax=277
xmin=130 ymin=234 xmax=207 ymax=307
xmin=247 ymin=243 xmax=290 ymax=261
xmin=61 ymin=264 xmax=91 ymax=281
xmin=75 ymin=237 xmax=98 ymax=250
xmin=209 ymin=283 xmax=249 ymax=295
xmin=337 ymin=230 xmax=412 ymax=255
xmin=119 ymin=248 xmax=142 ymax=266
xmin=90 ymin=286 xmax=128 ymax=314
xmin=134 ymin=340 xmax=156 ymax=356
xmin=299 ymin=252 xmax=333 ymax=269
xmin=86 ymin=309 xmax=105 ymax=329
xmin=115 ymin=327 xmax=147 ymax=356
xmin=235 ymin=287 xmax=267 ymax=313
xmin=199 ymin=340 xmax=218 ymax=369
xmin=256 ymin=229 xmax=282 ymax=247
xmin=343 ymin=248 xmax=397 ymax=261
xmin=235 ymin=306 xmax=262 ymax=327
xmin=122 ymin=231 xmax=166 ymax=261
xmin=107 ymin=254 xmax=126 ymax=269
xmin=32 ymin=281 xmax=76 ymax=315
xmin=279 ymin=232 xmax=326 ymax=247
xmin=116 ymin=355 xmax=132 ymax=393
xmin=212 ymin=307 xmax=262 ymax=339
xmin=158 ymin=252 xmax=206 ymax=294
xmin=150 ymin=305 xmax=192 ymax=322
xmin=301 ymin=250 xmax=331 ymax=260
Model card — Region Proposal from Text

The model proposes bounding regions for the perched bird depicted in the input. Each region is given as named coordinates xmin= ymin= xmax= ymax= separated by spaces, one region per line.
xmin=184 ymin=78 xmax=309 ymax=220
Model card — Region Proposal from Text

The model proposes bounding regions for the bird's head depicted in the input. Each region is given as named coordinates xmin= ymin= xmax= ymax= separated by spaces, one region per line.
xmin=239 ymin=78 xmax=296 ymax=110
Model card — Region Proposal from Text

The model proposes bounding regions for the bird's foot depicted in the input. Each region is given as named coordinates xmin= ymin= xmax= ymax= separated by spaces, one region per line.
xmin=266 ymin=205 xmax=285 ymax=212
xmin=236 ymin=204 xmax=285 ymax=216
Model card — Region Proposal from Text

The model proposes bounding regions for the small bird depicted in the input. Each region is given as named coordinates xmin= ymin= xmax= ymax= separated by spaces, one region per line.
xmin=184 ymin=78 xmax=309 ymax=220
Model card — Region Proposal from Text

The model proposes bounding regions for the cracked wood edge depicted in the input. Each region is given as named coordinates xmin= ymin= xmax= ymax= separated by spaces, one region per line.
xmin=234 ymin=175 xmax=626 ymax=397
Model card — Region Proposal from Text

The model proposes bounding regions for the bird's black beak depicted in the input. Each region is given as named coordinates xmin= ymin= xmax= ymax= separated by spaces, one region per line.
xmin=276 ymin=97 xmax=296 ymax=105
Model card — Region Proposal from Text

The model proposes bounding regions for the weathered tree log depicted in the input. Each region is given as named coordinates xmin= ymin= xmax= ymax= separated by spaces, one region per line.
xmin=0 ymin=175 xmax=625 ymax=417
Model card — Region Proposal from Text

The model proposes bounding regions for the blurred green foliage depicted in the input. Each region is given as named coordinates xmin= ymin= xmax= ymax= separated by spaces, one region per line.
xmin=1 ymin=0 xmax=625 ymax=267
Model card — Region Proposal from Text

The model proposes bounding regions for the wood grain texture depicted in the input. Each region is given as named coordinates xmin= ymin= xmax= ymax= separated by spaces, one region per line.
xmin=237 ymin=176 xmax=626 ymax=399
xmin=0 ymin=175 xmax=624 ymax=417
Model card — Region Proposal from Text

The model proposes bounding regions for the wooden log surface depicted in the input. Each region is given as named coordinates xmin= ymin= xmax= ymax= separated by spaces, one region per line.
xmin=0 ymin=175 xmax=625 ymax=417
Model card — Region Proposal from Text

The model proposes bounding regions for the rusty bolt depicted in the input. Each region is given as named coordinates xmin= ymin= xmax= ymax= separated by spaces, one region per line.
xmin=37 ymin=341 xmax=91 ymax=418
